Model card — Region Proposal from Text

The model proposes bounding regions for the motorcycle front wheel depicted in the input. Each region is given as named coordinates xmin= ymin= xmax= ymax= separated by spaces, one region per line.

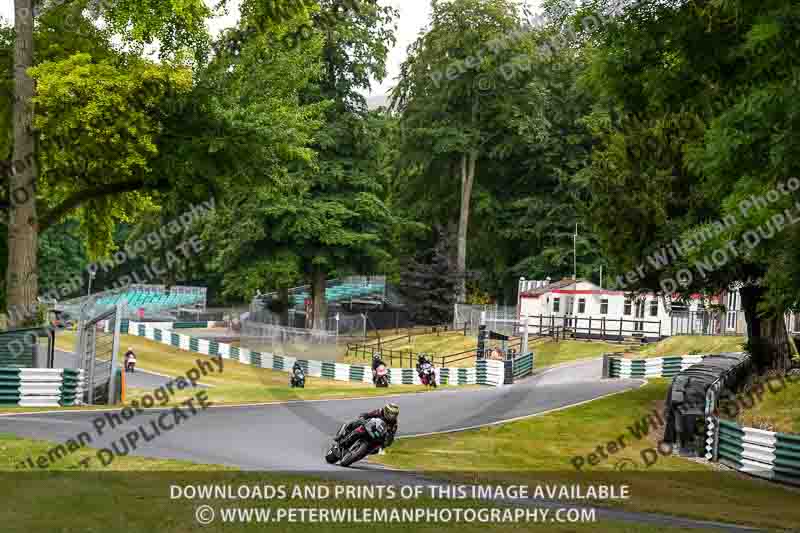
xmin=339 ymin=441 xmax=370 ymax=467
xmin=325 ymin=445 xmax=340 ymax=464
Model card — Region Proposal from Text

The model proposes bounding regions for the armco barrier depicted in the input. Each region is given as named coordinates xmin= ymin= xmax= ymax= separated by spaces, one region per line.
xmin=121 ymin=321 xmax=498 ymax=387
xmin=605 ymin=354 xmax=707 ymax=378
xmin=714 ymin=418 xmax=800 ymax=486
xmin=0 ymin=368 xmax=85 ymax=407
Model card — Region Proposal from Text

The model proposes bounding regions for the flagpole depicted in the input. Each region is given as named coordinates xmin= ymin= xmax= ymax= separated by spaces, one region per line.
xmin=573 ymin=223 xmax=577 ymax=280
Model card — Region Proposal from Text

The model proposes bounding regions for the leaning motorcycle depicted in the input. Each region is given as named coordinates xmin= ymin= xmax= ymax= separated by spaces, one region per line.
xmin=418 ymin=362 xmax=436 ymax=388
xmin=325 ymin=418 xmax=387 ymax=467
xmin=290 ymin=366 xmax=305 ymax=388
xmin=373 ymin=363 xmax=389 ymax=387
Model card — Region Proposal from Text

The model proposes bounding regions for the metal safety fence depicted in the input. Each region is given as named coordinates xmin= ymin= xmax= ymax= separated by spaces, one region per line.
xmin=74 ymin=294 xmax=123 ymax=405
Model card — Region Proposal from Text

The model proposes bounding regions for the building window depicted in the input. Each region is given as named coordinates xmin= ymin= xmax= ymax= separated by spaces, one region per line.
xmin=650 ymin=299 xmax=658 ymax=317
xmin=624 ymin=298 xmax=632 ymax=316
xmin=578 ymin=298 xmax=586 ymax=314
xmin=553 ymin=298 xmax=560 ymax=313
xmin=600 ymin=299 xmax=608 ymax=315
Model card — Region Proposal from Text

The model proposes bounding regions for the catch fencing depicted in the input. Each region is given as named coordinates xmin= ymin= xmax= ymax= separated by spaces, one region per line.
xmin=119 ymin=320 xmax=507 ymax=388
xmin=670 ymin=310 xmax=746 ymax=336
xmin=454 ymin=304 xmax=519 ymax=337
xmin=239 ymin=320 xmax=355 ymax=361
xmin=73 ymin=292 xmax=124 ymax=405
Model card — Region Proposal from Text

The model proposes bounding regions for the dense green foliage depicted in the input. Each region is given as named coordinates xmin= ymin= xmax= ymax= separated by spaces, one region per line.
xmin=2 ymin=0 xmax=799 ymax=368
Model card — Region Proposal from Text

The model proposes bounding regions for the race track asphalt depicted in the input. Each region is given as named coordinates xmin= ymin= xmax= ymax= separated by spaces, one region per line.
xmin=53 ymin=349 xmax=208 ymax=390
xmin=0 ymin=358 xmax=762 ymax=531
xmin=1 ymin=359 xmax=636 ymax=471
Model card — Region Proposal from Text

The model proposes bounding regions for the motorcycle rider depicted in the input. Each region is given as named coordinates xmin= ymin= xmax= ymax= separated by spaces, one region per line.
xmin=291 ymin=361 xmax=305 ymax=385
xmin=336 ymin=403 xmax=399 ymax=451
xmin=372 ymin=352 xmax=387 ymax=384
xmin=372 ymin=351 xmax=385 ymax=371
xmin=124 ymin=347 xmax=136 ymax=372
xmin=416 ymin=353 xmax=432 ymax=374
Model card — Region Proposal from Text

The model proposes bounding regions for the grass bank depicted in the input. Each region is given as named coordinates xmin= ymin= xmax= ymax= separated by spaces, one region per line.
xmin=731 ymin=375 xmax=800 ymax=434
xmin=52 ymin=332 xmax=451 ymax=406
xmin=629 ymin=336 xmax=745 ymax=358
xmin=0 ymin=433 xmax=719 ymax=533
xmin=372 ymin=380 xmax=800 ymax=530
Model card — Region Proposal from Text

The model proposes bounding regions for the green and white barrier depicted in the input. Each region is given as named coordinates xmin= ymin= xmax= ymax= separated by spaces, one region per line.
xmin=606 ymin=354 xmax=707 ymax=379
xmin=477 ymin=359 xmax=505 ymax=387
xmin=121 ymin=320 xmax=499 ymax=387
xmin=712 ymin=418 xmax=800 ymax=487
xmin=0 ymin=368 xmax=85 ymax=407
xmin=512 ymin=352 xmax=535 ymax=381
xmin=107 ymin=320 xmax=226 ymax=334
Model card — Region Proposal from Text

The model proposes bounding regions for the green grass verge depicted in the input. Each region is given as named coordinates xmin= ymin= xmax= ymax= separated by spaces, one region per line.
xmin=629 ymin=336 xmax=746 ymax=358
xmin=531 ymin=339 xmax=628 ymax=369
xmin=0 ymin=434 xmax=718 ymax=532
xmin=371 ymin=380 xmax=800 ymax=530
xmin=732 ymin=376 xmax=800 ymax=434
xmin=52 ymin=332 xmax=453 ymax=406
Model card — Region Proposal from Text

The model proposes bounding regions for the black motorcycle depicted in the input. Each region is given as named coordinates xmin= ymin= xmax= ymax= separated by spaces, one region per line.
xmin=325 ymin=418 xmax=387 ymax=467
xmin=290 ymin=366 xmax=305 ymax=388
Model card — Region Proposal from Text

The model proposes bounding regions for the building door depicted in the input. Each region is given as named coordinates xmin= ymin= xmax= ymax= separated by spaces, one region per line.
xmin=634 ymin=299 xmax=645 ymax=332
xmin=726 ymin=291 xmax=738 ymax=331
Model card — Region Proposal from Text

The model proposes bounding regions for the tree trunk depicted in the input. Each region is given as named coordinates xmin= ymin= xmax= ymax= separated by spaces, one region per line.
xmin=310 ymin=267 xmax=327 ymax=331
xmin=456 ymin=151 xmax=477 ymax=304
xmin=278 ymin=286 xmax=289 ymax=326
xmin=739 ymin=285 xmax=791 ymax=374
xmin=7 ymin=0 xmax=38 ymax=328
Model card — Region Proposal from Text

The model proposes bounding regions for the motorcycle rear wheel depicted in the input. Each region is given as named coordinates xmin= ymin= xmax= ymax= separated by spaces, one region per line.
xmin=339 ymin=441 xmax=370 ymax=467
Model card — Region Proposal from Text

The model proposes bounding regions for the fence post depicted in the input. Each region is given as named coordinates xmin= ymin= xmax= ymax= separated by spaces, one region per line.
xmin=521 ymin=316 xmax=529 ymax=354
xmin=477 ymin=311 xmax=487 ymax=360
xmin=619 ymin=318 xmax=623 ymax=339
xmin=601 ymin=353 xmax=610 ymax=379
xmin=108 ymin=303 xmax=124 ymax=405
xmin=588 ymin=316 xmax=592 ymax=341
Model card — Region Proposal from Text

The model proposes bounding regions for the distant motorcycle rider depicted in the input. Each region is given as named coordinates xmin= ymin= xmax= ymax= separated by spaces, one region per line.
xmin=124 ymin=347 xmax=136 ymax=372
xmin=372 ymin=352 xmax=385 ymax=371
xmin=336 ymin=403 xmax=399 ymax=450
xmin=416 ymin=353 xmax=432 ymax=374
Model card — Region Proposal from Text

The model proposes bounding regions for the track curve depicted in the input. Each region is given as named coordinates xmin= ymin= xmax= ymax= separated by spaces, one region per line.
xmin=1 ymin=358 xmax=766 ymax=531
xmin=0 ymin=358 xmax=639 ymax=470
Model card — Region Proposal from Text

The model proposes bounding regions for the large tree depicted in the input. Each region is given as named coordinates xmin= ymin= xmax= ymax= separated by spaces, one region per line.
xmin=3 ymin=0 xmax=315 ymax=327
xmin=580 ymin=0 xmax=800 ymax=372
xmin=210 ymin=0 xmax=399 ymax=330
xmin=391 ymin=0 xmax=535 ymax=303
